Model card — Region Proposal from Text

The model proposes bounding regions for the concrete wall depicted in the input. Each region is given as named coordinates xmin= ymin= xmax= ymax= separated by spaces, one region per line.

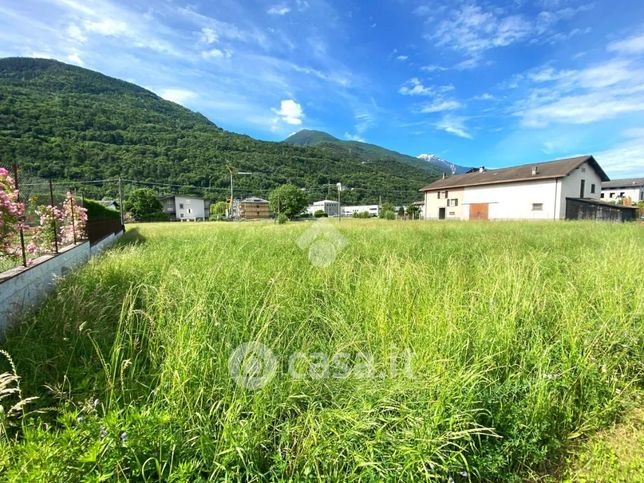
xmin=424 ymin=188 xmax=464 ymax=220
xmin=601 ymin=186 xmax=644 ymax=202
xmin=556 ymin=161 xmax=602 ymax=218
xmin=0 ymin=230 xmax=123 ymax=335
xmin=462 ymin=179 xmax=558 ymax=220
xmin=175 ymin=196 xmax=206 ymax=221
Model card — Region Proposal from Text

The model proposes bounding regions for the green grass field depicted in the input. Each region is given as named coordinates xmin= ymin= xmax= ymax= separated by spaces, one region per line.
xmin=1 ymin=220 xmax=642 ymax=481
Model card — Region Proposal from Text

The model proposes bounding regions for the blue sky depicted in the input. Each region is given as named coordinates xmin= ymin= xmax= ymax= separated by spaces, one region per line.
xmin=1 ymin=0 xmax=643 ymax=177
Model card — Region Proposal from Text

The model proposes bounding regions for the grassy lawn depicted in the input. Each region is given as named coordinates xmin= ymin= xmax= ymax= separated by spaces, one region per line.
xmin=0 ymin=220 xmax=642 ymax=481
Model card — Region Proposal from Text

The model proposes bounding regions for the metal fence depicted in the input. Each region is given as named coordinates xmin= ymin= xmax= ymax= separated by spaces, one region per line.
xmin=0 ymin=164 xmax=122 ymax=273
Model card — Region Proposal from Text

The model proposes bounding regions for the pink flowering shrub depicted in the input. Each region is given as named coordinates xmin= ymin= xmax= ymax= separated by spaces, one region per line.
xmin=0 ymin=167 xmax=25 ymax=259
xmin=28 ymin=192 xmax=88 ymax=256
xmin=61 ymin=192 xmax=87 ymax=245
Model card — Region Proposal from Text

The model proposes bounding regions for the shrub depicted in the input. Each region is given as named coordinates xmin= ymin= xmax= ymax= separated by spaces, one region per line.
xmin=314 ymin=210 xmax=328 ymax=218
xmin=0 ymin=167 xmax=25 ymax=258
xmin=382 ymin=210 xmax=395 ymax=220
xmin=352 ymin=211 xmax=370 ymax=219
xmin=277 ymin=213 xmax=288 ymax=224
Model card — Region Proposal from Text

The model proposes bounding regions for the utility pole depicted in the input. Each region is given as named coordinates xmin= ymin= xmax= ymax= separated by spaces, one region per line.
xmin=226 ymin=166 xmax=253 ymax=219
xmin=118 ymin=176 xmax=125 ymax=227
xmin=337 ymin=182 xmax=341 ymax=222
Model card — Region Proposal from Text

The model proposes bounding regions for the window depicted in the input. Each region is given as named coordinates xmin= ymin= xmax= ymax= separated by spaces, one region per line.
xmin=188 ymin=208 xmax=192 ymax=214
xmin=532 ymin=203 xmax=543 ymax=211
xmin=601 ymin=193 xmax=605 ymax=198
xmin=179 ymin=203 xmax=184 ymax=209
xmin=590 ymin=184 xmax=595 ymax=194
xmin=610 ymin=192 xmax=615 ymax=198
xmin=447 ymin=198 xmax=459 ymax=207
xmin=580 ymin=179 xmax=586 ymax=198
xmin=449 ymin=211 xmax=455 ymax=216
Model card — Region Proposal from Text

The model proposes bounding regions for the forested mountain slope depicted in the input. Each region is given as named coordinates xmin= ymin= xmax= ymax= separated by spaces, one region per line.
xmin=0 ymin=58 xmax=435 ymax=203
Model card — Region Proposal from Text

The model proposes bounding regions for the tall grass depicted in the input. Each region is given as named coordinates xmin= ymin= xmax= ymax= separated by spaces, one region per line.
xmin=0 ymin=220 xmax=642 ymax=481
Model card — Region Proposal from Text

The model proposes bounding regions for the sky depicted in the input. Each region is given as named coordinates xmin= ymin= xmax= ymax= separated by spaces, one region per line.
xmin=1 ymin=0 xmax=644 ymax=177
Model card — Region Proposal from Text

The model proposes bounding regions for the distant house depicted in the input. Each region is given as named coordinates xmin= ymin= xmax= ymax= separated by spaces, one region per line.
xmin=420 ymin=156 xmax=636 ymax=221
xmin=160 ymin=195 xmax=210 ymax=221
xmin=308 ymin=200 xmax=340 ymax=217
xmin=601 ymin=177 xmax=644 ymax=204
xmin=240 ymin=197 xmax=271 ymax=219
xmin=341 ymin=204 xmax=379 ymax=217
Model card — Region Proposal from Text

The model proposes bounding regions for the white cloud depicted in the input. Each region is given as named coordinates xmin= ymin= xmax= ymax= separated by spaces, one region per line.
xmin=159 ymin=88 xmax=198 ymax=105
xmin=421 ymin=99 xmax=462 ymax=113
xmin=595 ymin=129 xmax=644 ymax=178
xmin=200 ymin=27 xmax=218 ymax=44
xmin=431 ymin=4 xmax=532 ymax=56
xmin=421 ymin=64 xmax=447 ymax=73
xmin=272 ymin=99 xmax=304 ymax=125
xmin=66 ymin=24 xmax=87 ymax=43
xmin=267 ymin=5 xmax=291 ymax=15
xmin=608 ymin=32 xmax=644 ymax=55
xmin=344 ymin=132 xmax=365 ymax=142
xmin=83 ymin=18 xmax=128 ymax=37
xmin=436 ymin=116 xmax=472 ymax=139
xmin=201 ymin=48 xmax=231 ymax=60
xmin=473 ymin=93 xmax=495 ymax=101
xmin=396 ymin=55 xmax=408 ymax=61
xmin=516 ymin=58 xmax=644 ymax=127
xmin=66 ymin=52 xmax=83 ymax=65
xmin=399 ymin=78 xmax=454 ymax=97
xmin=399 ymin=78 xmax=432 ymax=96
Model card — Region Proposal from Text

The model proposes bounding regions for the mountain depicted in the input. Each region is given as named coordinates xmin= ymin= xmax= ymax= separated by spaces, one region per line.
xmin=285 ymin=129 xmax=468 ymax=175
xmin=0 ymin=57 xmax=437 ymax=205
xmin=416 ymin=154 xmax=470 ymax=174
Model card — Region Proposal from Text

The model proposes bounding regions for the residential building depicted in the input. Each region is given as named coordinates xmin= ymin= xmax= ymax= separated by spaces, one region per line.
xmin=240 ymin=197 xmax=271 ymax=219
xmin=160 ymin=195 xmax=210 ymax=221
xmin=601 ymin=177 xmax=644 ymax=204
xmin=341 ymin=204 xmax=380 ymax=217
xmin=419 ymin=155 xmax=636 ymax=221
xmin=308 ymin=200 xmax=340 ymax=217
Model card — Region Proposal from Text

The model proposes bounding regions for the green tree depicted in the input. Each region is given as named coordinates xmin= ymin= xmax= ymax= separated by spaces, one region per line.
xmin=209 ymin=201 xmax=227 ymax=220
xmin=379 ymin=202 xmax=395 ymax=219
xmin=407 ymin=203 xmax=420 ymax=219
xmin=269 ymin=184 xmax=308 ymax=219
xmin=125 ymin=188 xmax=162 ymax=220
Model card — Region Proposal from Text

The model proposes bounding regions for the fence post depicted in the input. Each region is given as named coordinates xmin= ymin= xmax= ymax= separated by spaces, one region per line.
xmin=12 ymin=164 xmax=27 ymax=267
xmin=48 ymin=179 xmax=59 ymax=254
xmin=69 ymin=191 xmax=77 ymax=244
xmin=118 ymin=176 xmax=125 ymax=227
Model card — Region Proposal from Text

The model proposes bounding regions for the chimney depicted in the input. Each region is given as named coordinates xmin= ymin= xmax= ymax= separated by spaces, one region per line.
xmin=532 ymin=166 xmax=539 ymax=176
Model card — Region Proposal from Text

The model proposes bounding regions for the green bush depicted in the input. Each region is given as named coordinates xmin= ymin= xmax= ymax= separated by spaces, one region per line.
xmin=382 ymin=210 xmax=395 ymax=220
xmin=352 ymin=211 xmax=370 ymax=219
xmin=83 ymin=199 xmax=120 ymax=220
xmin=277 ymin=213 xmax=288 ymax=224
xmin=314 ymin=210 xmax=328 ymax=218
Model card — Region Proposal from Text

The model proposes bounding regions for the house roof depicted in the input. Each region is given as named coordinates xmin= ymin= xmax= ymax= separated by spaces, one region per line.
xmin=601 ymin=177 xmax=644 ymax=189
xmin=313 ymin=199 xmax=340 ymax=204
xmin=241 ymin=196 xmax=268 ymax=203
xmin=420 ymin=155 xmax=609 ymax=191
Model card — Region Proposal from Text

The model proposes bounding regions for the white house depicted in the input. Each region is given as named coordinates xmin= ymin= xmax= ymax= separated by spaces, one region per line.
xmin=308 ymin=200 xmax=340 ymax=217
xmin=341 ymin=205 xmax=380 ymax=217
xmin=160 ymin=195 xmax=209 ymax=221
xmin=601 ymin=178 xmax=644 ymax=203
xmin=420 ymin=156 xmax=623 ymax=221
